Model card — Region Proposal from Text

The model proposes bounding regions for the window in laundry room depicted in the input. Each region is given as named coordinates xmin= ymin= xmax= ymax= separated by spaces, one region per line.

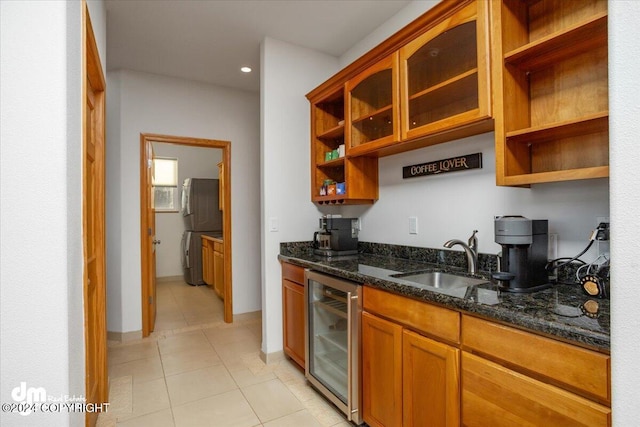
xmin=152 ymin=157 xmax=178 ymax=212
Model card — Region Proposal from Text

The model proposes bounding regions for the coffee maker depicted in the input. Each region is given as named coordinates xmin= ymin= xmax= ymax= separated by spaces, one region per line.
xmin=492 ymin=216 xmax=550 ymax=293
xmin=313 ymin=216 xmax=359 ymax=257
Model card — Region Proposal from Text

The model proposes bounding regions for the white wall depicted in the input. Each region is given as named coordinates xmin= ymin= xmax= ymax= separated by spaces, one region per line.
xmin=610 ymin=2 xmax=640 ymax=424
xmin=87 ymin=0 xmax=106 ymax=71
xmin=106 ymin=70 xmax=260 ymax=333
xmin=260 ymin=37 xmax=339 ymax=356
xmin=0 ymin=1 xmax=103 ymax=426
xmin=152 ymin=143 xmax=222 ymax=277
xmin=340 ymin=134 xmax=609 ymax=259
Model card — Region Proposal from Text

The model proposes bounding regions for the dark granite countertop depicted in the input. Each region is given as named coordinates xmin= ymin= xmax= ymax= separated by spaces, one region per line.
xmin=279 ymin=242 xmax=610 ymax=352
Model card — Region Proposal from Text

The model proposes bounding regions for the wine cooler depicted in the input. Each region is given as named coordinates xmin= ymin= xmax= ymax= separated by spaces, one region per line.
xmin=304 ymin=270 xmax=362 ymax=425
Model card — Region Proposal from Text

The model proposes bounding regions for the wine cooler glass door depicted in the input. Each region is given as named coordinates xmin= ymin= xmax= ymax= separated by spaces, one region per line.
xmin=308 ymin=278 xmax=350 ymax=404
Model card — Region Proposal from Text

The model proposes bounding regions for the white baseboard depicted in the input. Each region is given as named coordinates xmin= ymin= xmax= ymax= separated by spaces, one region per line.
xmin=107 ymin=330 xmax=142 ymax=343
xmin=260 ymin=349 xmax=285 ymax=365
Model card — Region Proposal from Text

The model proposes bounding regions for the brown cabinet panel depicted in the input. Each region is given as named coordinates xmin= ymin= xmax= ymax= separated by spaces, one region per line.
xmin=362 ymin=311 xmax=403 ymax=427
xmin=363 ymin=286 xmax=460 ymax=344
xmin=461 ymin=352 xmax=611 ymax=427
xmin=403 ymin=329 xmax=460 ymax=427
xmin=202 ymin=239 xmax=214 ymax=286
xmin=461 ymin=315 xmax=610 ymax=404
xmin=213 ymin=245 xmax=224 ymax=298
xmin=282 ymin=279 xmax=305 ymax=368
xmin=282 ymin=261 xmax=305 ymax=284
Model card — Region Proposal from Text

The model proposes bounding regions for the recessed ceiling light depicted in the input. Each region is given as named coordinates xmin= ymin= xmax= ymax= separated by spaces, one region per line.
xmin=240 ymin=66 xmax=252 ymax=73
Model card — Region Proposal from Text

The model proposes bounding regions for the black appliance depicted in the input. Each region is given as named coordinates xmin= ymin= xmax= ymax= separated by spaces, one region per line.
xmin=181 ymin=178 xmax=222 ymax=285
xmin=492 ymin=215 xmax=550 ymax=293
xmin=313 ymin=216 xmax=359 ymax=257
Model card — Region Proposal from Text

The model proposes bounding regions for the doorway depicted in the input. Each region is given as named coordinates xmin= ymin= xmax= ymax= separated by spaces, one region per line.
xmin=140 ymin=134 xmax=233 ymax=337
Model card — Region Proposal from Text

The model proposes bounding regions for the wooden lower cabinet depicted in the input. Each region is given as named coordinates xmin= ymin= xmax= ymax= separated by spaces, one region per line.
xmin=281 ymin=262 xmax=306 ymax=368
xmin=212 ymin=241 xmax=224 ymax=298
xmin=202 ymin=238 xmax=214 ymax=286
xmin=461 ymin=352 xmax=611 ymax=427
xmin=282 ymin=279 xmax=305 ymax=367
xmin=362 ymin=312 xmax=403 ymax=427
xmin=202 ymin=237 xmax=224 ymax=299
xmin=362 ymin=311 xmax=459 ymax=427
xmin=403 ymin=329 xmax=459 ymax=427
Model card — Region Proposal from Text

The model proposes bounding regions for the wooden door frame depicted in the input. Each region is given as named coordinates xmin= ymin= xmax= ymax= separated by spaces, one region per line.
xmin=82 ymin=1 xmax=107 ymax=425
xmin=140 ymin=134 xmax=233 ymax=336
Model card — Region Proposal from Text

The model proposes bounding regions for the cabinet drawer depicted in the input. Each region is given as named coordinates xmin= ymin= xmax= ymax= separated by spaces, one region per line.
xmin=281 ymin=262 xmax=305 ymax=285
xmin=461 ymin=315 xmax=610 ymax=404
xmin=462 ymin=352 xmax=611 ymax=427
xmin=213 ymin=240 xmax=223 ymax=252
xmin=363 ymin=286 xmax=460 ymax=344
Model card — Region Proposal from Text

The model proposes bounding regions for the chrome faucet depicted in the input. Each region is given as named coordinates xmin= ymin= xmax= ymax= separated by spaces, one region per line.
xmin=444 ymin=230 xmax=478 ymax=274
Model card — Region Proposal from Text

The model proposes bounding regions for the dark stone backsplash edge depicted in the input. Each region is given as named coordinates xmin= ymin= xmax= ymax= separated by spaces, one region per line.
xmin=280 ymin=241 xmax=579 ymax=284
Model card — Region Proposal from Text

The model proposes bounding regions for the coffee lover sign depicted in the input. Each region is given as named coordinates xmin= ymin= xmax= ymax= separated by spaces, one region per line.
xmin=403 ymin=153 xmax=482 ymax=179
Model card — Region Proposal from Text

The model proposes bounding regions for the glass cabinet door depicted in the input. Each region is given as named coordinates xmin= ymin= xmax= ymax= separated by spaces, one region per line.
xmin=400 ymin=1 xmax=490 ymax=141
xmin=346 ymin=52 xmax=399 ymax=156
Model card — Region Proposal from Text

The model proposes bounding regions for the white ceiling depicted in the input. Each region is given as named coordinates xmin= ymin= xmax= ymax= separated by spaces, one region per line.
xmin=106 ymin=0 xmax=411 ymax=92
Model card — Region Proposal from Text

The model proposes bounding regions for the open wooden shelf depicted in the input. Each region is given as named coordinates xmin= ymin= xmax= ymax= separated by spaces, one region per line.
xmin=502 ymin=166 xmax=609 ymax=186
xmin=506 ymin=112 xmax=608 ymax=144
xmin=317 ymin=157 xmax=345 ymax=169
xmin=504 ymin=13 xmax=608 ymax=72
xmin=494 ymin=0 xmax=609 ymax=186
xmin=317 ymin=123 xmax=345 ymax=140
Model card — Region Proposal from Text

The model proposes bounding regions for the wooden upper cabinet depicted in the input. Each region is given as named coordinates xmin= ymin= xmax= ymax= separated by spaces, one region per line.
xmin=306 ymin=0 xmax=495 ymax=204
xmin=346 ymin=52 xmax=400 ymax=156
xmin=399 ymin=0 xmax=491 ymax=143
xmin=493 ymin=0 xmax=609 ymax=186
xmin=310 ymin=87 xmax=379 ymax=205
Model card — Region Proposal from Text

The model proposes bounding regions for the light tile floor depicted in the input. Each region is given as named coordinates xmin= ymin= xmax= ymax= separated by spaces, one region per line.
xmin=97 ymin=278 xmax=351 ymax=427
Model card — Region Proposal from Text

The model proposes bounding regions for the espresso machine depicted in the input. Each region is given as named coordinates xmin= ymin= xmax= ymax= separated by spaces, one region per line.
xmin=492 ymin=216 xmax=550 ymax=293
xmin=313 ymin=216 xmax=359 ymax=257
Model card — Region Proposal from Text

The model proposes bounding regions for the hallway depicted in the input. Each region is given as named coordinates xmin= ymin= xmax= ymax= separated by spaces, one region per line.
xmin=97 ymin=278 xmax=349 ymax=426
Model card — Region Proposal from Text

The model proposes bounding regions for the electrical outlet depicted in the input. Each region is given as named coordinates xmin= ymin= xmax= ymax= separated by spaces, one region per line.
xmin=409 ymin=217 xmax=418 ymax=235
xmin=596 ymin=216 xmax=610 ymax=241
xmin=548 ymin=233 xmax=558 ymax=260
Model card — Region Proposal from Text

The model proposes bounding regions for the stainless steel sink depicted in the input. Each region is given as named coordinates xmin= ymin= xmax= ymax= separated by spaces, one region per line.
xmin=391 ymin=271 xmax=489 ymax=290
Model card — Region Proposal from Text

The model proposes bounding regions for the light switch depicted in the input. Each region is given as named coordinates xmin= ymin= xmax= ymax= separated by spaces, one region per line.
xmin=409 ymin=217 xmax=418 ymax=235
xmin=269 ymin=217 xmax=278 ymax=232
